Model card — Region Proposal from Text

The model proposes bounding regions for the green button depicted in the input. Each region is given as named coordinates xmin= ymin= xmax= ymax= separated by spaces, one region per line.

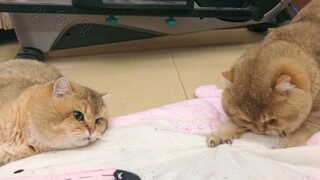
xmin=106 ymin=16 xmax=118 ymax=24
xmin=166 ymin=17 xmax=177 ymax=26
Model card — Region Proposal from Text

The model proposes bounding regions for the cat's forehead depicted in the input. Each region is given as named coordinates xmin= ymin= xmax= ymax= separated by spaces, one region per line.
xmin=74 ymin=89 xmax=105 ymax=115
xmin=232 ymin=91 xmax=269 ymax=120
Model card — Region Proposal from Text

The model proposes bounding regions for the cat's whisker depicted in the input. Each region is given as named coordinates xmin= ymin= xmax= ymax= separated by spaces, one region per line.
xmin=275 ymin=130 xmax=284 ymax=139
xmin=96 ymin=133 xmax=103 ymax=139
xmin=275 ymin=130 xmax=281 ymax=137
xmin=275 ymin=129 xmax=289 ymax=146
xmin=272 ymin=130 xmax=281 ymax=143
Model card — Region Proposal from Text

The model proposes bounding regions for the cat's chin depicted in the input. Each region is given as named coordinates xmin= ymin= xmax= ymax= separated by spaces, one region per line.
xmin=75 ymin=134 xmax=101 ymax=147
xmin=89 ymin=131 xmax=102 ymax=142
xmin=265 ymin=130 xmax=287 ymax=137
xmin=247 ymin=128 xmax=266 ymax=135
xmin=75 ymin=138 xmax=91 ymax=147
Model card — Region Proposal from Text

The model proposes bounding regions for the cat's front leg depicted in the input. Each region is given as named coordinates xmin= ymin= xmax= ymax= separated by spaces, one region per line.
xmin=0 ymin=143 xmax=37 ymax=165
xmin=273 ymin=129 xmax=314 ymax=148
xmin=274 ymin=109 xmax=320 ymax=148
xmin=206 ymin=121 xmax=248 ymax=147
xmin=0 ymin=147 xmax=11 ymax=166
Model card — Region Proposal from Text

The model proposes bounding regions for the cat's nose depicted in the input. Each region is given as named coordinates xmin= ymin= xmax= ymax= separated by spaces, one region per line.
xmin=85 ymin=124 xmax=95 ymax=135
xmin=87 ymin=127 xmax=95 ymax=135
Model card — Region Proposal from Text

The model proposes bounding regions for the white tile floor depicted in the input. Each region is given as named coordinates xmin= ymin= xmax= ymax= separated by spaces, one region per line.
xmin=0 ymin=28 xmax=265 ymax=117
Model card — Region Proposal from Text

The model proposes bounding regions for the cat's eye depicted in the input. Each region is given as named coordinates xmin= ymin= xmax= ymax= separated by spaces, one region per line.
xmin=95 ymin=118 xmax=102 ymax=125
xmin=73 ymin=111 xmax=84 ymax=121
xmin=268 ymin=119 xmax=277 ymax=125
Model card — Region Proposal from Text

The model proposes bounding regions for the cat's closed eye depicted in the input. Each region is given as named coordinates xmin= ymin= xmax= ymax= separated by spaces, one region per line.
xmin=73 ymin=111 xmax=84 ymax=121
xmin=234 ymin=117 xmax=253 ymax=126
xmin=268 ymin=119 xmax=277 ymax=125
xmin=95 ymin=118 xmax=102 ymax=125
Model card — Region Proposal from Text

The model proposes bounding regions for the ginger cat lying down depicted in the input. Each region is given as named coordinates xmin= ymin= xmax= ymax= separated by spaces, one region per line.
xmin=0 ymin=60 xmax=110 ymax=165
xmin=207 ymin=0 xmax=320 ymax=148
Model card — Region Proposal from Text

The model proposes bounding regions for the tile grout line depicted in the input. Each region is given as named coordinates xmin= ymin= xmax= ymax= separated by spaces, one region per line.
xmin=169 ymin=48 xmax=189 ymax=100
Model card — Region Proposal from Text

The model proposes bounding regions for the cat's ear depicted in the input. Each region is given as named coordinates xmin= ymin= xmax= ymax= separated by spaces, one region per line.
xmin=102 ymin=93 xmax=111 ymax=106
xmin=221 ymin=71 xmax=234 ymax=89
xmin=275 ymin=74 xmax=295 ymax=93
xmin=53 ymin=77 xmax=72 ymax=98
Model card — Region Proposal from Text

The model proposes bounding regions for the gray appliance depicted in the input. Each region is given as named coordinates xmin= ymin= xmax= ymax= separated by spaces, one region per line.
xmin=0 ymin=0 xmax=292 ymax=60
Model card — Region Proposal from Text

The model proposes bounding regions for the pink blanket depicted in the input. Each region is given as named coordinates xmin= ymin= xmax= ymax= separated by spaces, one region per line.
xmin=111 ymin=84 xmax=320 ymax=145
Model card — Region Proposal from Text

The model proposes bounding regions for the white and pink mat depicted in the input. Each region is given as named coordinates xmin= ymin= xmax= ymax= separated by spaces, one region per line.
xmin=1 ymin=85 xmax=319 ymax=180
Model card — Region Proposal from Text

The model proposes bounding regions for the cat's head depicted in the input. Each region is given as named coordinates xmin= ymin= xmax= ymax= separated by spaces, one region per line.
xmin=29 ymin=77 xmax=110 ymax=150
xmin=221 ymin=57 xmax=312 ymax=137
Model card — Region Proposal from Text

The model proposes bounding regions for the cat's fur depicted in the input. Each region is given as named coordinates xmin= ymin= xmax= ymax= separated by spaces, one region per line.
xmin=207 ymin=0 xmax=320 ymax=148
xmin=0 ymin=59 xmax=110 ymax=165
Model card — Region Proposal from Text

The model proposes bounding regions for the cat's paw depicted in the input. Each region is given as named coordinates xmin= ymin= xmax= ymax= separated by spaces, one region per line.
xmin=272 ymin=141 xmax=289 ymax=149
xmin=206 ymin=132 xmax=233 ymax=148
xmin=272 ymin=139 xmax=306 ymax=149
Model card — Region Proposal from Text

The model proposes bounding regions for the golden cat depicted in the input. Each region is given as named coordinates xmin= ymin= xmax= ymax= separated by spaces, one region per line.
xmin=207 ymin=0 xmax=320 ymax=148
xmin=0 ymin=59 xmax=110 ymax=165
